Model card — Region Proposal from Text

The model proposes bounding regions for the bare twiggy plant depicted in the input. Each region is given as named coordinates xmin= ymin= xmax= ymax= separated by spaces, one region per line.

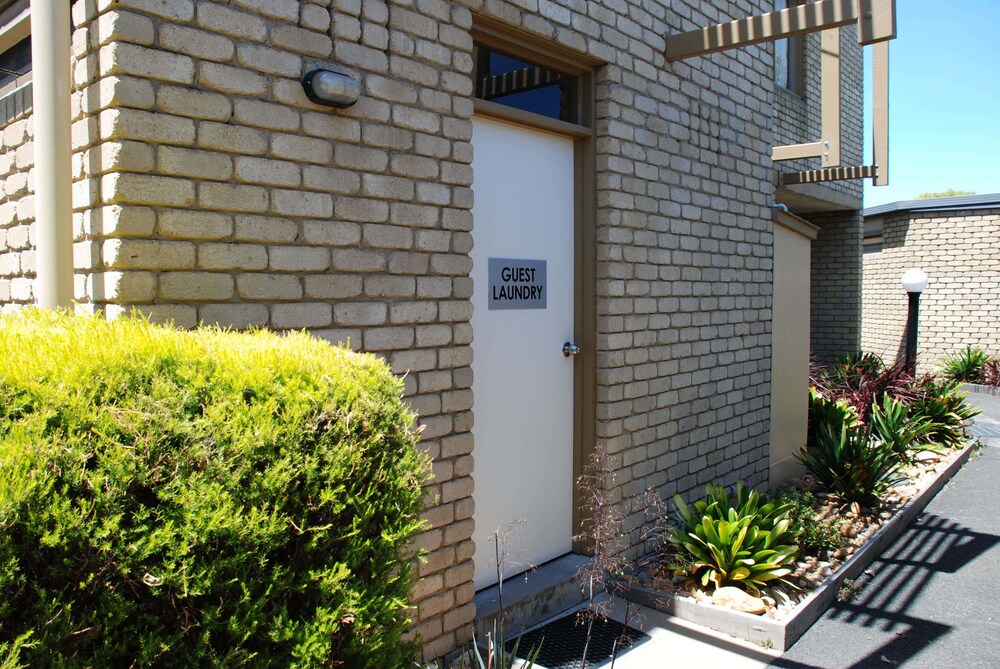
xmin=574 ymin=449 xmax=667 ymax=667
xmin=452 ymin=522 xmax=542 ymax=669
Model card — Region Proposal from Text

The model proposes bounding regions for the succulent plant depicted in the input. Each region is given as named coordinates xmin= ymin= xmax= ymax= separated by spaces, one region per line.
xmin=666 ymin=483 xmax=801 ymax=594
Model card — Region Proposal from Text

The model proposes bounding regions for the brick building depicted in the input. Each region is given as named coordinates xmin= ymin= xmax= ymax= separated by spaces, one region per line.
xmin=862 ymin=194 xmax=1000 ymax=374
xmin=1 ymin=0 xmax=877 ymax=658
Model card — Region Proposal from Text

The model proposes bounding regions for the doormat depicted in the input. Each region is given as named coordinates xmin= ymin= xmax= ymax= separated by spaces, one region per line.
xmin=506 ymin=611 xmax=648 ymax=669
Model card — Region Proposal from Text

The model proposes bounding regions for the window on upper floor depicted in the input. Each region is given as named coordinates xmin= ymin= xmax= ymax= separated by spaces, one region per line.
xmin=774 ymin=0 xmax=805 ymax=96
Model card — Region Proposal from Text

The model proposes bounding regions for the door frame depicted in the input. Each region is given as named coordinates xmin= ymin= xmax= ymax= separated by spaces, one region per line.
xmin=470 ymin=18 xmax=599 ymax=555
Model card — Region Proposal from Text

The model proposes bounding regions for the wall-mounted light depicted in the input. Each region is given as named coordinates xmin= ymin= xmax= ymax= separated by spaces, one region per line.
xmin=301 ymin=68 xmax=361 ymax=108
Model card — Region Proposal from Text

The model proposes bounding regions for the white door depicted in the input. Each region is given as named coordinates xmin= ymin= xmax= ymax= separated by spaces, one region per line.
xmin=470 ymin=115 xmax=576 ymax=589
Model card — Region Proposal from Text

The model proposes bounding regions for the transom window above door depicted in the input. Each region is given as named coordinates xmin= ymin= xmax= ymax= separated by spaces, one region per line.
xmin=473 ymin=42 xmax=580 ymax=124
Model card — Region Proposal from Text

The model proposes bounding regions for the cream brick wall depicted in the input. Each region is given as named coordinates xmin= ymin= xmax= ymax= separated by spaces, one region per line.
xmin=0 ymin=102 xmax=34 ymax=311
xmin=64 ymin=0 xmax=479 ymax=658
xmin=1 ymin=0 xmax=865 ymax=659
xmin=862 ymin=208 xmax=1000 ymax=373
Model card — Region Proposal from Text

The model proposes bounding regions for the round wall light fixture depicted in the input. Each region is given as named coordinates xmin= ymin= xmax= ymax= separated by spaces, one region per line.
xmin=302 ymin=68 xmax=361 ymax=108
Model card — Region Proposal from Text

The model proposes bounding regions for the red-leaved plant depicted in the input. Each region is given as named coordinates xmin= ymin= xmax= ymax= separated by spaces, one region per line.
xmin=810 ymin=353 xmax=919 ymax=422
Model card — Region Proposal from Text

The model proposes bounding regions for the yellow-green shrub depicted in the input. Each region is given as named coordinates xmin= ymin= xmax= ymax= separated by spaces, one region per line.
xmin=0 ymin=310 xmax=429 ymax=668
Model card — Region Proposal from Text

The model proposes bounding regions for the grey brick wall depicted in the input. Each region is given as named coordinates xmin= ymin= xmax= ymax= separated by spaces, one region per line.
xmin=809 ymin=209 xmax=863 ymax=363
xmin=536 ymin=0 xmax=777 ymax=546
xmin=771 ymin=7 xmax=866 ymax=368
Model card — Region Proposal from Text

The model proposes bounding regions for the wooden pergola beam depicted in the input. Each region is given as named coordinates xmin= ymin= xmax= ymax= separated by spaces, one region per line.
xmin=668 ymin=0 xmax=896 ymax=188
xmin=780 ymin=165 xmax=875 ymax=185
xmin=665 ymin=0 xmax=895 ymax=61
xmin=820 ymin=28 xmax=841 ymax=167
xmin=872 ymin=40 xmax=889 ymax=186
xmin=772 ymin=141 xmax=826 ymax=162
xmin=772 ymin=27 xmax=842 ymax=168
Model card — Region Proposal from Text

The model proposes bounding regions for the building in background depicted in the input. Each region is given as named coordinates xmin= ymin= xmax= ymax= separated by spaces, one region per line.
xmin=862 ymin=193 xmax=1000 ymax=373
xmin=1 ymin=0 xmax=882 ymax=658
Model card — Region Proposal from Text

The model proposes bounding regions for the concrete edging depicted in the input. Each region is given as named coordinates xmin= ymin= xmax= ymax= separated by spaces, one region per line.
xmin=615 ymin=440 xmax=977 ymax=651
xmin=961 ymin=382 xmax=1000 ymax=397
xmin=473 ymin=554 xmax=591 ymax=638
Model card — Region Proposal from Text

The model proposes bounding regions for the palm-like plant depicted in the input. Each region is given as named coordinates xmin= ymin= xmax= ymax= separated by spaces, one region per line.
xmin=807 ymin=388 xmax=859 ymax=450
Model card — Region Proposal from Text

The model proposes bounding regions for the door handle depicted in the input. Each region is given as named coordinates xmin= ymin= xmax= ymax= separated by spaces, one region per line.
xmin=562 ymin=341 xmax=581 ymax=357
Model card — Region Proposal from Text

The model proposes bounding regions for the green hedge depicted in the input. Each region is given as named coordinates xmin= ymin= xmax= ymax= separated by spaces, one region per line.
xmin=0 ymin=310 xmax=430 ymax=668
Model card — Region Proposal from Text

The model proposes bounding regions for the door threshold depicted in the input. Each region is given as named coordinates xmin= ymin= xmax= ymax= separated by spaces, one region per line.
xmin=474 ymin=553 xmax=593 ymax=639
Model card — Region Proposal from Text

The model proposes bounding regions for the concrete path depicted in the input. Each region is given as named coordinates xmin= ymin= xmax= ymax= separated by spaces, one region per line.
xmin=595 ymin=390 xmax=1000 ymax=669
xmin=589 ymin=596 xmax=775 ymax=668
xmin=966 ymin=385 xmax=1000 ymax=437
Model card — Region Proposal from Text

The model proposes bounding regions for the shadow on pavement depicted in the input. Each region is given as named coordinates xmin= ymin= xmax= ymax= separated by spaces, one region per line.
xmin=767 ymin=610 xmax=950 ymax=669
xmin=769 ymin=512 xmax=999 ymax=669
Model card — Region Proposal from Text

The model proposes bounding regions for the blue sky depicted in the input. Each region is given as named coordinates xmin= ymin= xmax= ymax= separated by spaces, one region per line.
xmin=862 ymin=0 xmax=1000 ymax=207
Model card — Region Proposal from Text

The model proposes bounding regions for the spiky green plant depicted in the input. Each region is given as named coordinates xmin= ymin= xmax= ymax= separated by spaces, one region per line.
xmin=911 ymin=377 xmax=981 ymax=448
xmin=939 ymin=346 xmax=991 ymax=382
xmin=665 ymin=483 xmax=800 ymax=594
xmin=795 ymin=423 xmax=904 ymax=506
xmin=459 ymin=621 xmax=542 ymax=669
xmin=807 ymin=388 xmax=859 ymax=450
xmin=869 ymin=394 xmax=935 ymax=463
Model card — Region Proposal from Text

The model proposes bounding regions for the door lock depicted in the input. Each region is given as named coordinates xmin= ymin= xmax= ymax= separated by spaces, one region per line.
xmin=562 ymin=341 xmax=581 ymax=357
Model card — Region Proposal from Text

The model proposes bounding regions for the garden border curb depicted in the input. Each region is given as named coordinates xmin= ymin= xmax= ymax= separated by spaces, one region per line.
xmin=612 ymin=440 xmax=976 ymax=651
xmin=961 ymin=382 xmax=999 ymax=397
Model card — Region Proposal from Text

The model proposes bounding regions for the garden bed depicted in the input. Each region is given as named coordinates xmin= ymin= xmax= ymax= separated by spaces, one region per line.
xmin=612 ymin=440 xmax=976 ymax=651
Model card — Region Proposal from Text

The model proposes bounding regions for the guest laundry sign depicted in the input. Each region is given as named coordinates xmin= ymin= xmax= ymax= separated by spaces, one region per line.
xmin=488 ymin=258 xmax=546 ymax=310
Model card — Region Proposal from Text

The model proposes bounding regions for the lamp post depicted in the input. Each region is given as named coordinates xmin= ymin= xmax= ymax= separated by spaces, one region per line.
xmin=901 ymin=269 xmax=928 ymax=375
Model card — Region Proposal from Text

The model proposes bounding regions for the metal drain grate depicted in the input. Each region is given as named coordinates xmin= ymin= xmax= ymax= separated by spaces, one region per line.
xmin=506 ymin=611 xmax=648 ymax=669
